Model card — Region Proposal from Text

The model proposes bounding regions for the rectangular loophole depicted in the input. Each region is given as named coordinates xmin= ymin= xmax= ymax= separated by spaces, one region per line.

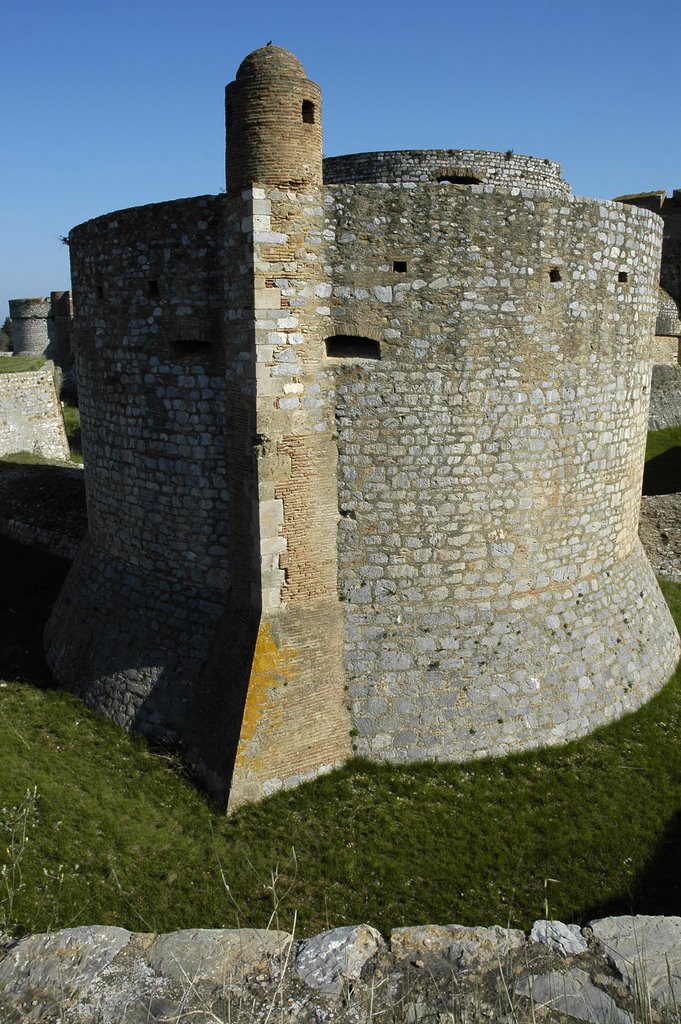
xmin=618 ymin=271 xmax=629 ymax=283
xmin=171 ymin=339 xmax=213 ymax=357
xmin=393 ymin=260 xmax=408 ymax=273
xmin=325 ymin=335 xmax=381 ymax=360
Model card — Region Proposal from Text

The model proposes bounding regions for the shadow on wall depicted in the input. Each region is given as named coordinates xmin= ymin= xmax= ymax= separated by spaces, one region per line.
xmin=40 ymin=540 xmax=259 ymax=807
xmin=643 ymin=448 xmax=681 ymax=496
xmin=0 ymin=531 xmax=258 ymax=807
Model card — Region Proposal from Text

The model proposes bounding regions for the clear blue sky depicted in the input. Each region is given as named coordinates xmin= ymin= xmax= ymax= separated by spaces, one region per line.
xmin=1 ymin=0 xmax=679 ymax=316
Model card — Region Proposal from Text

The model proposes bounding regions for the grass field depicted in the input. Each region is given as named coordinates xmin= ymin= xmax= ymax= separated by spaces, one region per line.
xmin=1 ymin=429 xmax=680 ymax=940
xmin=1 ymin=541 xmax=680 ymax=940
xmin=0 ymin=355 xmax=46 ymax=374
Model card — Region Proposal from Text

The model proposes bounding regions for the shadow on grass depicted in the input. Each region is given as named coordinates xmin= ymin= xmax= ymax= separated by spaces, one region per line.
xmin=642 ymin=447 xmax=681 ymax=495
xmin=584 ymin=809 xmax=681 ymax=921
xmin=0 ymin=537 xmax=70 ymax=685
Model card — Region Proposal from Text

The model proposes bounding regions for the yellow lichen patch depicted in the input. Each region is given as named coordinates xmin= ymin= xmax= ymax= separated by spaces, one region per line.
xmin=234 ymin=620 xmax=296 ymax=761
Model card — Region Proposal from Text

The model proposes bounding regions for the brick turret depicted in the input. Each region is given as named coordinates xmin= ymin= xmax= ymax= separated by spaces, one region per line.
xmin=225 ymin=44 xmax=322 ymax=192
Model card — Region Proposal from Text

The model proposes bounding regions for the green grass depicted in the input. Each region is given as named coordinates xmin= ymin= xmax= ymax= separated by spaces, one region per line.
xmin=0 ymin=355 xmax=45 ymax=374
xmin=1 ymin=533 xmax=681 ymax=939
xmin=60 ymin=401 xmax=82 ymax=463
xmin=645 ymin=425 xmax=681 ymax=462
xmin=0 ymin=452 xmax=62 ymax=466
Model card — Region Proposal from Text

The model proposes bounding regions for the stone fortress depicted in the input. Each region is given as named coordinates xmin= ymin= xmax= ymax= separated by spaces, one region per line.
xmin=0 ymin=293 xmax=72 ymax=461
xmin=42 ymin=44 xmax=680 ymax=810
xmin=615 ymin=189 xmax=681 ymax=429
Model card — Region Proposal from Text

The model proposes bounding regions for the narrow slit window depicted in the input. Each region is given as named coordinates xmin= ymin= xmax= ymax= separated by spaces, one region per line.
xmin=302 ymin=100 xmax=315 ymax=124
xmin=549 ymin=267 xmax=562 ymax=282
xmin=618 ymin=271 xmax=629 ymax=283
xmin=325 ymin=335 xmax=381 ymax=360
xmin=147 ymin=280 xmax=160 ymax=298
xmin=393 ymin=260 xmax=408 ymax=273
xmin=96 ymin=284 xmax=104 ymax=300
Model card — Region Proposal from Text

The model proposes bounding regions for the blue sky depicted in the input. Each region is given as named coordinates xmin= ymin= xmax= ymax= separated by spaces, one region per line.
xmin=1 ymin=0 xmax=679 ymax=315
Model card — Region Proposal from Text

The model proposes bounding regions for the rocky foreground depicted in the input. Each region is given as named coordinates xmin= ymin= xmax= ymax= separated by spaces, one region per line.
xmin=1 ymin=916 xmax=680 ymax=1023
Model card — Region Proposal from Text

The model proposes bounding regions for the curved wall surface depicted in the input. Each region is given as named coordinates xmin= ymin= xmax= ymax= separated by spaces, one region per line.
xmin=9 ymin=297 xmax=51 ymax=356
xmin=323 ymin=149 xmax=570 ymax=194
xmin=44 ymin=196 xmax=233 ymax=738
xmin=318 ymin=185 xmax=679 ymax=760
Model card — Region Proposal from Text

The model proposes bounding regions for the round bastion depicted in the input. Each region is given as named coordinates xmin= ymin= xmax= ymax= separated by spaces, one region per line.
xmin=45 ymin=44 xmax=681 ymax=807
xmin=8 ymin=297 xmax=51 ymax=356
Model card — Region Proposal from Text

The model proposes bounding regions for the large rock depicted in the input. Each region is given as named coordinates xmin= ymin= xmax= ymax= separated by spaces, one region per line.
xmin=146 ymin=927 xmax=293 ymax=987
xmin=0 ymin=926 xmax=131 ymax=1017
xmin=391 ymin=923 xmax=525 ymax=967
xmin=295 ymin=924 xmax=382 ymax=995
xmin=530 ymin=919 xmax=589 ymax=955
xmin=516 ymin=968 xmax=632 ymax=1024
xmin=589 ymin=915 xmax=681 ymax=1008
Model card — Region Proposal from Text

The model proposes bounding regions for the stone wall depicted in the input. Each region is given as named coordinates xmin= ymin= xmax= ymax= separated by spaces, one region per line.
xmin=324 ymin=149 xmax=570 ymax=194
xmin=8 ymin=298 xmax=50 ymax=356
xmin=0 ymin=363 xmax=69 ymax=460
xmin=649 ymin=364 xmax=681 ymax=430
xmin=2 ymin=915 xmax=680 ymax=1023
xmin=319 ymin=184 xmax=679 ymax=761
xmin=44 ymin=196 xmax=233 ymax=743
xmin=617 ymin=190 xmax=681 ymax=309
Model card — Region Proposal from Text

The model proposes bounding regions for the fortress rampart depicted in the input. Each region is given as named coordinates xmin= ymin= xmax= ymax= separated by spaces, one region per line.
xmin=0 ymin=362 xmax=69 ymax=460
xmin=45 ymin=45 xmax=680 ymax=809
xmin=323 ymin=149 xmax=569 ymax=193
xmin=9 ymin=297 xmax=52 ymax=356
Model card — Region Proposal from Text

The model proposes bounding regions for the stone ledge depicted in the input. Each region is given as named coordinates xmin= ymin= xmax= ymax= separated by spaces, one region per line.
xmin=1 ymin=915 xmax=679 ymax=1023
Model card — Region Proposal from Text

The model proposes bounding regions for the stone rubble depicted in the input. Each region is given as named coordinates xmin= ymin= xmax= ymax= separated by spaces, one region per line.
xmin=1 ymin=915 xmax=679 ymax=1022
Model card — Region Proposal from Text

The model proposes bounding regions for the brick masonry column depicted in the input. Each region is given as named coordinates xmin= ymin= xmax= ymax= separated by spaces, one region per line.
xmin=226 ymin=185 xmax=352 ymax=809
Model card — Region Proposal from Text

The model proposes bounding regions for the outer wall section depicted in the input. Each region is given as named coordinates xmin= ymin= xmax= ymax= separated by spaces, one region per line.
xmin=319 ymin=185 xmax=680 ymax=761
xmin=323 ymin=150 xmax=570 ymax=194
xmin=45 ymin=196 xmax=234 ymax=738
xmin=8 ymin=298 xmax=51 ymax=356
xmin=0 ymin=363 xmax=69 ymax=460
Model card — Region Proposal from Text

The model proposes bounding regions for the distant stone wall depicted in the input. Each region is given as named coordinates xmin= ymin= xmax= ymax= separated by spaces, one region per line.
xmin=652 ymin=337 xmax=679 ymax=364
xmin=617 ymin=190 xmax=681 ymax=309
xmin=8 ymin=297 xmax=51 ymax=356
xmin=0 ymin=364 xmax=69 ymax=460
xmin=324 ymin=149 xmax=570 ymax=194
xmin=649 ymin=364 xmax=681 ymax=430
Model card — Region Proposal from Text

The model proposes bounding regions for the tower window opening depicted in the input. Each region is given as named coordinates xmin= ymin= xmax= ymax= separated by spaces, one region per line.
xmin=393 ymin=260 xmax=408 ymax=273
xmin=549 ymin=267 xmax=562 ymax=282
xmin=436 ymin=174 xmax=481 ymax=185
xmin=96 ymin=284 xmax=104 ymax=300
xmin=325 ymin=335 xmax=381 ymax=361
xmin=618 ymin=271 xmax=629 ymax=283
xmin=172 ymin=338 xmax=213 ymax=357
xmin=302 ymin=100 xmax=315 ymax=124
xmin=147 ymin=280 xmax=160 ymax=298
